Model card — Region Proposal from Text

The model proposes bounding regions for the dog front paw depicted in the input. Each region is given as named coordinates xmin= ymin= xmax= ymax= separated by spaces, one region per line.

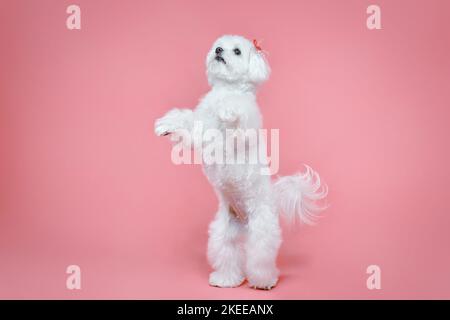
xmin=209 ymin=271 xmax=245 ymax=288
xmin=154 ymin=121 xmax=172 ymax=136
xmin=154 ymin=108 xmax=192 ymax=136
xmin=218 ymin=106 xmax=241 ymax=123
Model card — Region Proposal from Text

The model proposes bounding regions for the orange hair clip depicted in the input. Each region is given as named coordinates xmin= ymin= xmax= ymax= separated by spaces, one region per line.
xmin=253 ymin=39 xmax=262 ymax=51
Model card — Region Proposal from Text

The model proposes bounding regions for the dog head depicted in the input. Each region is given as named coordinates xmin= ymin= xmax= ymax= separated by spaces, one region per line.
xmin=206 ymin=35 xmax=270 ymax=88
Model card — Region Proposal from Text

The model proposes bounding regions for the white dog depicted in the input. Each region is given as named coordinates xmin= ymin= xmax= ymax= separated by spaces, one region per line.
xmin=155 ymin=35 xmax=327 ymax=290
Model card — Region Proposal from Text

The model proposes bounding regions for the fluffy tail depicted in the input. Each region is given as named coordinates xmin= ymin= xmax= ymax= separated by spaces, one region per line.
xmin=273 ymin=165 xmax=328 ymax=225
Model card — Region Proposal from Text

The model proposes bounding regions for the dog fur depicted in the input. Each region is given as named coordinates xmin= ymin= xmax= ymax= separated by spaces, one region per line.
xmin=155 ymin=35 xmax=327 ymax=289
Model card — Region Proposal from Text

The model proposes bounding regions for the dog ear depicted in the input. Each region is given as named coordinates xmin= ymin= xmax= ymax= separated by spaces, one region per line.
xmin=248 ymin=50 xmax=270 ymax=84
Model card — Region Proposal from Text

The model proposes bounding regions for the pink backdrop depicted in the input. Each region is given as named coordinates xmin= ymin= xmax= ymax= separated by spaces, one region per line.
xmin=1 ymin=0 xmax=449 ymax=299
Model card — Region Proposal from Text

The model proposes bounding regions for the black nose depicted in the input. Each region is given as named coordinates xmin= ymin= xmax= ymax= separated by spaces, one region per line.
xmin=215 ymin=47 xmax=223 ymax=55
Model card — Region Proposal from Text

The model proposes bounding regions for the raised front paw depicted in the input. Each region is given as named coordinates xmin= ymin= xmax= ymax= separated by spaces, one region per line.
xmin=218 ymin=106 xmax=241 ymax=123
xmin=154 ymin=108 xmax=192 ymax=136
xmin=154 ymin=119 xmax=173 ymax=136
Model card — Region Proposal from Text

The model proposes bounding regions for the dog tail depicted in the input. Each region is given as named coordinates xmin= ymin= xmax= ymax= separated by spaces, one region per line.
xmin=273 ymin=165 xmax=328 ymax=225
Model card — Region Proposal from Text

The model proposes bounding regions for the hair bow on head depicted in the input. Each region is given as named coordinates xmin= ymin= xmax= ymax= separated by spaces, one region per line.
xmin=253 ymin=39 xmax=263 ymax=51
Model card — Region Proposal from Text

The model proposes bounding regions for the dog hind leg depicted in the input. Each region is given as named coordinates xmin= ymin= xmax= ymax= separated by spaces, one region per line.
xmin=207 ymin=202 xmax=245 ymax=288
xmin=245 ymin=204 xmax=281 ymax=290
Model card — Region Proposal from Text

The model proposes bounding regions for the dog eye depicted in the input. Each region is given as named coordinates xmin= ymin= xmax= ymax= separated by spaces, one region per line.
xmin=234 ymin=48 xmax=241 ymax=55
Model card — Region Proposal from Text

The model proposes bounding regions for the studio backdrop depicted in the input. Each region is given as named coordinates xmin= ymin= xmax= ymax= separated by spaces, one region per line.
xmin=0 ymin=0 xmax=449 ymax=299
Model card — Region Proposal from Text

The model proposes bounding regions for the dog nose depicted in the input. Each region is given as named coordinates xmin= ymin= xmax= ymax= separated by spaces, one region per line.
xmin=215 ymin=47 xmax=223 ymax=55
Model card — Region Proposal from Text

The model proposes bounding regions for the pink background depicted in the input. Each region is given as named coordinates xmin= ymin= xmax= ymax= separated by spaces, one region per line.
xmin=1 ymin=0 xmax=449 ymax=299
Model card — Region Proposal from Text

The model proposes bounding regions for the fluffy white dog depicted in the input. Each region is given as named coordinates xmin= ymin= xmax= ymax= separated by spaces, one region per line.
xmin=155 ymin=35 xmax=327 ymax=290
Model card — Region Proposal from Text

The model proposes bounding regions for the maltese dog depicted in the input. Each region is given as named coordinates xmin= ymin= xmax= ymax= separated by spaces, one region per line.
xmin=155 ymin=35 xmax=327 ymax=290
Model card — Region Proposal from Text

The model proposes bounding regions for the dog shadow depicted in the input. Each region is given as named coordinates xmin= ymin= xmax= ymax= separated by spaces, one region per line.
xmin=277 ymin=251 xmax=311 ymax=283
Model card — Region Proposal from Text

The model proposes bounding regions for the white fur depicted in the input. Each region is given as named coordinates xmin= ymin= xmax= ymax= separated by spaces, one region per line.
xmin=155 ymin=35 xmax=327 ymax=289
